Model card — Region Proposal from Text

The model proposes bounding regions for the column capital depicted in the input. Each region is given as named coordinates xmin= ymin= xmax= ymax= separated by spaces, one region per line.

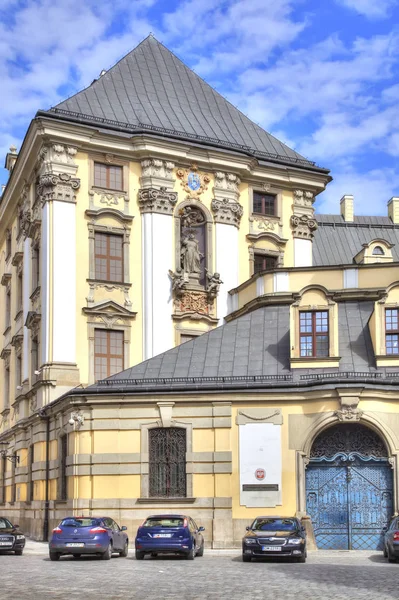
xmin=138 ymin=187 xmax=177 ymax=215
xmin=211 ymin=198 xmax=243 ymax=228
xmin=140 ymin=158 xmax=175 ymax=191
xmin=37 ymin=173 xmax=81 ymax=205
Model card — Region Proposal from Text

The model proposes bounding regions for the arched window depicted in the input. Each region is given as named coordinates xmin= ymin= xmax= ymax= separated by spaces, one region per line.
xmin=149 ymin=428 xmax=186 ymax=497
xmin=372 ymin=246 xmax=384 ymax=256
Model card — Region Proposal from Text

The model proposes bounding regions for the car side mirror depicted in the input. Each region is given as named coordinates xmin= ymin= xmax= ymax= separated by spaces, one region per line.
xmin=382 ymin=526 xmax=388 ymax=532
xmin=121 ymin=526 xmax=127 ymax=531
xmin=198 ymin=526 xmax=205 ymax=532
xmin=246 ymin=526 xmax=251 ymax=531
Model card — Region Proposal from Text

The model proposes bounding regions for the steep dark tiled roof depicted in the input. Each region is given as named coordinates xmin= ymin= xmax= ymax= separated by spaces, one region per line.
xmin=41 ymin=36 xmax=323 ymax=171
xmin=313 ymin=214 xmax=399 ymax=266
xmin=86 ymin=301 xmax=393 ymax=393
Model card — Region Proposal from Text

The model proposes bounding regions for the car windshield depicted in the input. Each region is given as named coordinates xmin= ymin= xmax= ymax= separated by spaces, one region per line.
xmin=0 ymin=518 xmax=13 ymax=529
xmin=251 ymin=518 xmax=298 ymax=532
xmin=60 ymin=518 xmax=101 ymax=528
xmin=142 ymin=518 xmax=185 ymax=528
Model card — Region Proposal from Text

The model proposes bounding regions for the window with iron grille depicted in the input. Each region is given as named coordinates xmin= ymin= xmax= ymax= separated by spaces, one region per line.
xmin=0 ymin=456 xmax=5 ymax=504
xmin=386 ymin=308 xmax=399 ymax=355
xmin=10 ymin=455 xmax=16 ymax=504
xmin=94 ymin=232 xmax=123 ymax=282
xmin=254 ymin=254 xmax=277 ymax=274
xmin=300 ymin=311 xmax=329 ymax=357
xmin=94 ymin=329 xmax=124 ymax=381
xmin=28 ymin=445 xmax=34 ymax=502
xmin=94 ymin=163 xmax=123 ymax=191
xmin=253 ymin=191 xmax=276 ymax=216
xmin=149 ymin=428 xmax=186 ymax=498
xmin=60 ymin=435 xmax=68 ymax=501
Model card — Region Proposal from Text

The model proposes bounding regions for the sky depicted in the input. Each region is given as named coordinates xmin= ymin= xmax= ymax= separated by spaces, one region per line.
xmin=1 ymin=0 xmax=399 ymax=215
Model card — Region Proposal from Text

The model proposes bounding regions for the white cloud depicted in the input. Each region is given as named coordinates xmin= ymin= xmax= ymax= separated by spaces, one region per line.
xmin=335 ymin=0 xmax=398 ymax=19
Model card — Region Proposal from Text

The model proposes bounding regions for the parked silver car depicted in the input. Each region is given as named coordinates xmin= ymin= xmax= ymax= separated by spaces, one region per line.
xmin=383 ymin=517 xmax=399 ymax=562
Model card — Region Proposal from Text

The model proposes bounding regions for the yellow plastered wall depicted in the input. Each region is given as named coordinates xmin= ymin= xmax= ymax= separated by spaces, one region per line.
xmin=49 ymin=440 xmax=58 ymax=461
xmin=193 ymin=474 xmax=214 ymax=497
xmin=93 ymin=430 xmax=140 ymax=454
xmin=16 ymin=483 xmax=27 ymax=502
xmin=215 ymin=428 xmax=230 ymax=452
xmin=49 ymin=479 xmax=58 ymax=501
xmin=92 ymin=475 xmax=140 ymax=499
xmin=193 ymin=429 xmax=214 ymax=452
xmin=215 ymin=473 xmax=231 ymax=497
xmin=33 ymin=441 xmax=46 ymax=463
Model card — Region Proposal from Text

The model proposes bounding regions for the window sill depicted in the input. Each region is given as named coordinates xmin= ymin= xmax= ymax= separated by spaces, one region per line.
xmin=136 ymin=497 xmax=196 ymax=504
xmin=92 ymin=185 xmax=127 ymax=195
xmin=87 ymin=278 xmax=131 ymax=287
xmin=290 ymin=356 xmax=341 ymax=369
xmin=3 ymin=325 xmax=11 ymax=336
xmin=251 ymin=212 xmax=280 ymax=220
xmin=30 ymin=286 xmax=41 ymax=301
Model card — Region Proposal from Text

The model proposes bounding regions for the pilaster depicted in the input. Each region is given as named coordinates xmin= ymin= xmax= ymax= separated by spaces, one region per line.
xmin=291 ymin=189 xmax=317 ymax=267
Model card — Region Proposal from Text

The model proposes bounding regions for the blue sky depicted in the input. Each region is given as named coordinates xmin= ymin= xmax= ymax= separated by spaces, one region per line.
xmin=1 ymin=0 xmax=399 ymax=215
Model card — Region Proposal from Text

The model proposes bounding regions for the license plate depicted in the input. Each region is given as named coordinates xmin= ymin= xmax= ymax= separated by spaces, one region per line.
xmin=154 ymin=534 xmax=172 ymax=538
xmin=0 ymin=542 xmax=12 ymax=546
xmin=66 ymin=543 xmax=85 ymax=547
xmin=262 ymin=546 xmax=282 ymax=552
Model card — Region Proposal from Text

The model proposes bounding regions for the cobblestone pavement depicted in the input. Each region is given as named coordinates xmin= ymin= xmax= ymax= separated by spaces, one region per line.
xmin=1 ymin=546 xmax=399 ymax=599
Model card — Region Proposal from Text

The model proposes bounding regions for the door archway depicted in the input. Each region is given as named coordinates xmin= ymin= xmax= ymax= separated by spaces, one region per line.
xmin=306 ymin=423 xmax=393 ymax=550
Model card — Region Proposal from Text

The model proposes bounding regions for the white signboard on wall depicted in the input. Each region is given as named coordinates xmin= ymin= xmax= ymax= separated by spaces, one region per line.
xmin=239 ymin=422 xmax=282 ymax=508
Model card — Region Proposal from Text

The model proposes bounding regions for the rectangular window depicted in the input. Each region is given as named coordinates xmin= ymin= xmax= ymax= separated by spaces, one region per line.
xmin=94 ymin=329 xmax=124 ymax=381
xmin=180 ymin=334 xmax=198 ymax=344
xmin=254 ymin=254 xmax=277 ymax=274
xmin=31 ymin=337 xmax=39 ymax=381
xmin=60 ymin=435 xmax=68 ymax=501
xmin=4 ymin=367 xmax=10 ymax=408
xmin=0 ymin=456 xmax=5 ymax=504
xmin=10 ymin=455 xmax=16 ymax=504
xmin=299 ymin=311 xmax=329 ymax=358
xmin=28 ymin=445 xmax=34 ymax=502
xmin=5 ymin=230 xmax=11 ymax=260
xmin=32 ymin=245 xmax=40 ymax=291
xmin=149 ymin=428 xmax=186 ymax=497
xmin=17 ymin=271 xmax=23 ymax=311
xmin=386 ymin=308 xmax=399 ymax=355
xmin=253 ymin=191 xmax=276 ymax=216
xmin=5 ymin=288 xmax=11 ymax=329
xmin=94 ymin=232 xmax=123 ymax=282
xmin=16 ymin=354 xmax=22 ymax=389
xmin=94 ymin=163 xmax=123 ymax=191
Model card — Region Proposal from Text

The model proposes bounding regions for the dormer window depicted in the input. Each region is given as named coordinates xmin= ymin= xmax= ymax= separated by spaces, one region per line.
xmin=385 ymin=308 xmax=399 ymax=355
xmin=372 ymin=246 xmax=384 ymax=256
xmin=299 ymin=311 xmax=329 ymax=357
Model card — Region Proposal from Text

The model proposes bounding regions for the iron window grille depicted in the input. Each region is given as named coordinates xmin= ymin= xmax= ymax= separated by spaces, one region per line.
xmin=60 ymin=435 xmax=68 ymax=501
xmin=300 ymin=311 xmax=329 ymax=358
xmin=253 ymin=191 xmax=276 ymax=216
xmin=94 ymin=162 xmax=123 ymax=191
xmin=385 ymin=308 xmax=399 ymax=355
xmin=149 ymin=428 xmax=186 ymax=498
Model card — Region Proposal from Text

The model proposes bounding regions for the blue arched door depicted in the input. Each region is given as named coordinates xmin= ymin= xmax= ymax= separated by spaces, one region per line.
xmin=305 ymin=424 xmax=393 ymax=550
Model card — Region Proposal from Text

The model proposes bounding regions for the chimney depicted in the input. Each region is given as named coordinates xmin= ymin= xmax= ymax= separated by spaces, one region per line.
xmin=340 ymin=194 xmax=354 ymax=222
xmin=388 ymin=197 xmax=399 ymax=224
xmin=5 ymin=145 xmax=18 ymax=172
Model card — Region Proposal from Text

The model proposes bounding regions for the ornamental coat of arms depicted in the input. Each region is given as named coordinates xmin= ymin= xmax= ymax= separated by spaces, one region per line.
xmin=176 ymin=164 xmax=210 ymax=200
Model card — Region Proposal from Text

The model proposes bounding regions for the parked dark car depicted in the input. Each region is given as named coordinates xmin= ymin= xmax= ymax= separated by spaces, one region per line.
xmin=135 ymin=514 xmax=205 ymax=560
xmin=49 ymin=516 xmax=129 ymax=561
xmin=383 ymin=516 xmax=399 ymax=562
xmin=0 ymin=517 xmax=26 ymax=555
xmin=242 ymin=516 xmax=306 ymax=562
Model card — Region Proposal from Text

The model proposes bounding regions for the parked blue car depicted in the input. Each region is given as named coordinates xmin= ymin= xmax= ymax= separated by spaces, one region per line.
xmin=383 ymin=516 xmax=399 ymax=562
xmin=135 ymin=514 xmax=205 ymax=560
xmin=49 ymin=516 xmax=129 ymax=561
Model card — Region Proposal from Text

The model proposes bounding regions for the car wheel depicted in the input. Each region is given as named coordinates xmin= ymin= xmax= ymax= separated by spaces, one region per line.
xmin=384 ymin=545 xmax=388 ymax=558
xmin=297 ymin=555 xmax=306 ymax=563
xmin=196 ymin=541 xmax=204 ymax=557
xmin=151 ymin=552 xmax=158 ymax=558
xmin=101 ymin=543 xmax=112 ymax=560
xmin=135 ymin=550 xmax=145 ymax=560
xmin=119 ymin=542 xmax=129 ymax=558
xmin=242 ymin=555 xmax=252 ymax=562
xmin=72 ymin=554 xmax=81 ymax=559
xmin=186 ymin=546 xmax=195 ymax=560
xmin=49 ymin=552 xmax=60 ymax=561
xmin=387 ymin=546 xmax=396 ymax=563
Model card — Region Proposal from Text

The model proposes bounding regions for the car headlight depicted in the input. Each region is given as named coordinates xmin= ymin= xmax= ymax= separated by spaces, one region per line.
xmin=288 ymin=538 xmax=303 ymax=545
xmin=16 ymin=535 xmax=25 ymax=540
xmin=244 ymin=539 xmax=257 ymax=545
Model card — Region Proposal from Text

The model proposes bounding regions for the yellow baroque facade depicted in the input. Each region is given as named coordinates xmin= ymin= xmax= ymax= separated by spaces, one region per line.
xmin=1 ymin=36 xmax=399 ymax=550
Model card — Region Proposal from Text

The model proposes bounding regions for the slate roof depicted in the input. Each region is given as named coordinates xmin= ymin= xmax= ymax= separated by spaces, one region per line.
xmin=313 ymin=215 xmax=399 ymax=266
xmin=85 ymin=301 xmax=398 ymax=394
xmin=40 ymin=36 xmax=323 ymax=171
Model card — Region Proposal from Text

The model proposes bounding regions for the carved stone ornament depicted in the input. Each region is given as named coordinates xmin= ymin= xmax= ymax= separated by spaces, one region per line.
xmin=213 ymin=171 xmax=241 ymax=203
xmin=25 ymin=311 xmax=41 ymax=336
xmin=0 ymin=348 xmax=11 ymax=369
xmin=294 ymin=189 xmax=314 ymax=207
xmin=138 ymin=187 xmax=178 ymax=215
xmin=211 ymin=198 xmax=243 ymax=227
xmin=175 ymin=290 xmax=210 ymax=316
xmin=205 ymin=270 xmax=223 ymax=302
xmin=30 ymin=395 xmax=38 ymax=412
xmin=176 ymin=164 xmax=211 ymax=200
xmin=252 ymin=215 xmax=276 ymax=232
xmin=334 ymin=394 xmax=363 ymax=422
xmin=46 ymin=144 xmax=78 ymax=166
xmin=140 ymin=158 xmax=175 ymax=191
xmin=37 ymin=172 xmax=81 ymax=205
xmin=169 ymin=269 xmax=188 ymax=298
xmin=290 ymin=214 xmax=318 ymax=239
xmin=86 ymin=282 xmax=132 ymax=308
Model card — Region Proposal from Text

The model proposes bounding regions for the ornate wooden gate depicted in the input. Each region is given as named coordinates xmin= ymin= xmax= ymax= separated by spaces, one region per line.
xmin=305 ymin=424 xmax=393 ymax=550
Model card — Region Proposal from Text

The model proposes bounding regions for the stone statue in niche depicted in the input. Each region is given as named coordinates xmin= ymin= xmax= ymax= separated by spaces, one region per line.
xmin=181 ymin=233 xmax=203 ymax=275
xmin=206 ymin=270 xmax=223 ymax=301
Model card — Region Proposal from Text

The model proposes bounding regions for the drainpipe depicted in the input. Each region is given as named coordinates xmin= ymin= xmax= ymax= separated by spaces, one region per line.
xmin=39 ymin=409 xmax=50 ymax=542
